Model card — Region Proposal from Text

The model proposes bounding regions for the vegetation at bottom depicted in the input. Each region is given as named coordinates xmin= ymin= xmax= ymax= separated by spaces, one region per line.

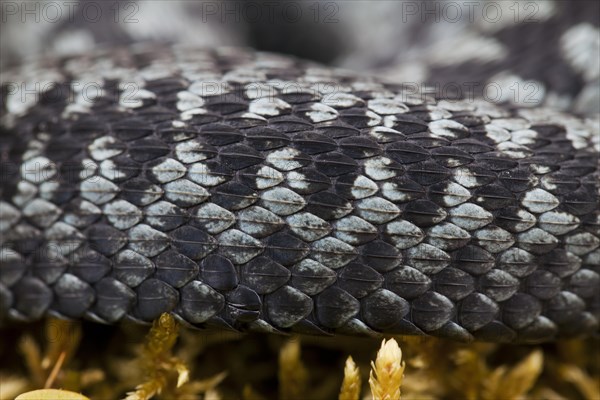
xmin=1 ymin=314 xmax=598 ymax=400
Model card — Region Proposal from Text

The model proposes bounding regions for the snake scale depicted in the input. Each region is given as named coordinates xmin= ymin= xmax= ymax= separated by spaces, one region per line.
xmin=1 ymin=7 xmax=599 ymax=344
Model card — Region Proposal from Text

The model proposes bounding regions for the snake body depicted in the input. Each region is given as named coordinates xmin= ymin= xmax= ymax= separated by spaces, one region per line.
xmin=0 ymin=44 xmax=598 ymax=343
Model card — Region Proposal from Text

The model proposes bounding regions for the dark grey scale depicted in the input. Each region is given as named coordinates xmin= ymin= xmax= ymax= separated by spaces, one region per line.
xmin=170 ymin=226 xmax=217 ymax=260
xmin=316 ymin=286 xmax=360 ymax=329
xmin=225 ymin=113 xmax=269 ymax=130
xmin=203 ymin=94 xmax=249 ymax=115
xmin=185 ymin=112 xmax=222 ymax=127
xmin=451 ymin=115 xmax=488 ymax=128
xmin=290 ymin=318 xmax=332 ymax=336
xmin=410 ymin=291 xmax=455 ymax=332
xmin=0 ymin=283 xmax=13 ymax=319
xmin=558 ymin=158 xmax=597 ymax=178
xmin=178 ymin=280 xmax=225 ymax=324
xmin=289 ymin=260 xmax=337 ymax=296
xmin=86 ymin=224 xmax=127 ymax=256
xmin=385 ymin=141 xmax=430 ymax=164
xmin=42 ymin=182 xmax=77 ymax=205
xmin=112 ymin=119 xmax=155 ymax=141
xmin=112 ymin=250 xmax=155 ymax=287
xmin=479 ymin=270 xmax=520 ymax=302
xmin=315 ymin=153 xmax=359 ymax=177
xmin=403 ymin=199 xmax=447 ymax=227
xmin=267 ymin=116 xmax=314 ymax=133
xmin=472 ymin=184 xmax=516 ymax=210
xmin=512 ymin=317 xmax=558 ymax=343
xmin=472 ymin=320 xmax=517 ymax=343
xmin=337 ymin=262 xmax=383 ymax=298
xmin=458 ymin=293 xmax=500 ymax=332
xmin=225 ymin=285 xmax=262 ymax=324
xmin=561 ymin=187 xmax=598 ymax=216
xmin=278 ymin=91 xmax=319 ymax=105
xmin=156 ymin=122 xmax=198 ymax=143
xmin=154 ymin=250 xmax=199 ymax=288
xmin=406 ymin=161 xmax=451 ymax=186
xmin=238 ymin=206 xmax=285 ymax=238
xmin=526 ymin=270 xmax=562 ymax=300
xmin=211 ymin=181 xmax=257 ymax=211
xmin=0 ymin=250 xmax=26 ymax=286
xmin=428 ymin=321 xmax=474 ymax=343
xmin=137 ymin=106 xmax=179 ymax=124
xmin=190 ymin=159 xmax=234 ymax=186
xmin=291 ymin=131 xmax=337 ymax=154
xmin=119 ymin=178 xmax=164 ymax=206
xmin=384 ymin=266 xmax=431 ymax=299
xmin=5 ymin=225 xmax=44 ymax=255
xmin=244 ymin=127 xmax=291 ymax=151
xmin=11 ymin=277 xmax=53 ymax=320
xmin=128 ymin=138 xmax=170 ymax=163
xmin=385 ymin=115 xmax=428 ymax=135
xmin=521 ymin=157 xmax=560 ymax=174
xmin=535 ymin=145 xmax=572 ymax=165
xmin=540 ymin=249 xmax=582 ymax=278
xmin=288 ymin=168 xmax=331 ymax=194
xmin=337 ymin=108 xmax=375 ymax=129
xmin=314 ymin=122 xmax=361 ymax=140
xmin=69 ymin=118 xmax=109 ymax=141
xmin=495 ymin=207 xmax=535 ymax=233
xmin=144 ymin=201 xmax=187 ymax=231
xmin=544 ymin=291 xmax=587 ymax=326
xmin=45 ymin=136 xmax=85 ymax=161
xmin=199 ymin=254 xmax=238 ymax=291
xmin=133 ymin=278 xmax=179 ymax=321
xmin=581 ymin=214 xmax=600 ymax=236
xmin=497 ymin=248 xmax=538 ymax=278
xmin=105 ymin=155 xmax=141 ymax=183
xmin=361 ymin=289 xmax=410 ymax=330
xmin=455 ymin=164 xmax=496 ymax=187
xmin=339 ymin=137 xmax=382 ymax=159
xmin=383 ymin=177 xmax=426 ymax=203
xmin=305 ymin=192 xmax=353 ymax=220
xmin=432 ymin=268 xmax=475 ymax=301
xmin=474 ymin=152 xmax=518 ymax=172
xmin=358 ymin=240 xmax=402 ymax=273
xmin=502 ymin=293 xmax=543 ymax=330
xmin=265 ymin=285 xmax=312 ymax=328
xmin=241 ymin=257 xmax=291 ymax=295
xmin=68 ymin=246 xmax=111 ymax=283
xmin=406 ymin=244 xmax=450 ymax=275
xmin=451 ymin=139 xmax=494 ymax=154
xmin=219 ymin=144 xmax=264 ymax=170
xmin=266 ymin=232 xmax=310 ymax=266
xmin=199 ymin=124 xmax=244 ymax=146
xmin=31 ymin=247 xmax=68 ymax=284
xmin=59 ymin=161 xmax=93 ymax=184
xmin=540 ymin=171 xmax=580 ymax=195
xmin=145 ymin=77 xmax=187 ymax=95
xmin=238 ymin=165 xmax=277 ymax=191
xmin=51 ymin=273 xmax=95 ymax=318
xmin=430 ymin=147 xmax=473 ymax=168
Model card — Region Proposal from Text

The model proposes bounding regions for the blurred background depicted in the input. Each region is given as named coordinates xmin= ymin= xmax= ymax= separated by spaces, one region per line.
xmin=1 ymin=0 xmax=599 ymax=113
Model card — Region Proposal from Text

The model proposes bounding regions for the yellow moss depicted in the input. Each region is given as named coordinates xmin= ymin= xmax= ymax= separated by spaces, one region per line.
xmin=369 ymin=339 xmax=405 ymax=400
xmin=559 ymin=364 xmax=600 ymax=400
xmin=124 ymin=313 xmax=188 ymax=400
xmin=15 ymin=389 xmax=90 ymax=400
xmin=482 ymin=350 xmax=544 ymax=400
xmin=339 ymin=356 xmax=361 ymax=400
xmin=278 ymin=338 xmax=308 ymax=400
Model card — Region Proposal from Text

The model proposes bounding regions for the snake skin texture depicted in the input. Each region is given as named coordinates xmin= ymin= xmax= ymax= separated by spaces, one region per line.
xmin=0 ymin=45 xmax=599 ymax=344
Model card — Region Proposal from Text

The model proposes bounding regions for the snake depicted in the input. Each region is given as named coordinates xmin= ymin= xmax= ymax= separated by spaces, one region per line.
xmin=0 ymin=3 xmax=599 ymax=345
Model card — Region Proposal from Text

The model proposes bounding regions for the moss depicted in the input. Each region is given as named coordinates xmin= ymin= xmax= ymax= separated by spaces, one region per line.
xmin=2 ymin=315 xmax=599 ymax=400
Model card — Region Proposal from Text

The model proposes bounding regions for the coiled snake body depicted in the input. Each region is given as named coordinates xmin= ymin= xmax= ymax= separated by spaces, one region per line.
xmin=0 ymin=44 xmax=598 ymax=343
